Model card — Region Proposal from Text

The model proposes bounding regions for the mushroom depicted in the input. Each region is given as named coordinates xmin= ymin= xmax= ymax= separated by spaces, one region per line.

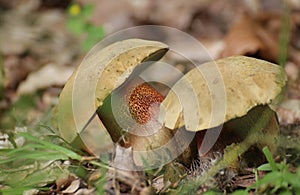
xmin=57 ymin=39 xmax=191 ymax=169
xmin=57 ymin=39 xmax=287 ymax=171
xmin=56 ymin=39 xmax=169 ymax=155
xmin=160 ymin=56 xmax=287 ymax=167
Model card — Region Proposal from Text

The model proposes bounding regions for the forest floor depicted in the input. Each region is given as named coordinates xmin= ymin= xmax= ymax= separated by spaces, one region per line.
xmin=1 ymin=0 xmax=300 ymax=194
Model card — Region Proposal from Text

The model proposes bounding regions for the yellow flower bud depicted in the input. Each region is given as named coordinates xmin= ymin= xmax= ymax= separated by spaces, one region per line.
xmin=69 ymin=4 xmax=81 ymax=16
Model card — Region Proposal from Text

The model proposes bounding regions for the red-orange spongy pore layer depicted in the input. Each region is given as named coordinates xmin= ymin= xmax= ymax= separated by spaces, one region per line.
xmin=129 ymin=83 xmax=164 ymax=124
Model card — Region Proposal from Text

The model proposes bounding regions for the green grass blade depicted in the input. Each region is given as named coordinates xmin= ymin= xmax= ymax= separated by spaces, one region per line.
xmin=0 ymin=151 xmax=68 ymax=164
xmin=0 ymin=187 xmax=37 ymax=195
xmin=18 ymin=132 xmax=82 ymax=161
xmin=262 ymin=147 xmax=278 ymax=172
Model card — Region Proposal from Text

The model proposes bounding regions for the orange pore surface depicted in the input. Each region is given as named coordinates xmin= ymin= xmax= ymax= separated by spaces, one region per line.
xmin=129 ymin=83 xmax=165 ymax=124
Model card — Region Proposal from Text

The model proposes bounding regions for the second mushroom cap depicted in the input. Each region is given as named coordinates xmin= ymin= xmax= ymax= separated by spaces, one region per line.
xmin=160 ymin=56 xmax=287 ymax=131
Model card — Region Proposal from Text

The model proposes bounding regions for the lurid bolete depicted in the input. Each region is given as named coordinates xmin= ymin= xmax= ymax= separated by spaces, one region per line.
xmin=160 ymin=56 xmax=287 ymax=169
xmin=57 ymin=38 xmax=287 ymax=171
xmin=57 ymin=39 xmax=184 ymax=168
xmin=56 ymin=39 xmax=169 ymax=156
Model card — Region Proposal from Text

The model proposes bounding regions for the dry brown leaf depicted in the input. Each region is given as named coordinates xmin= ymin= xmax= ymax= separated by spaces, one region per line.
xmin=287 ymin=78 xmax=300 ymax=99
xmin=55 ymin=175 xmax=76 ymax=191
xmin=221 ymin=14 xmax=279 ymax=62
xmin=277 ymin=99 xmax=300 ymax=124
xmin=62 ymin=179 xmax=81 ymax=193
xmin=129 ymin=0 xmax=210 ymax=30
xmin=17 ymin=63 xmax=74 ymax=95
xmin=74 ymin=188 xmax=96 ymax=195
xmin=3 ymin=55 xmax=37 ymax=90
xmin=285 ymin=62 xmax=299 ymax=80
xmin=0 ymin=7 xmax=79 ymax=65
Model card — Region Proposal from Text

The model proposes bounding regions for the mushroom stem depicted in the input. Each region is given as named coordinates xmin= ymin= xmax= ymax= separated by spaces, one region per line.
xmin=96 ymin=92 xmax=127 ymax=145
xmin=195 ymin=105 xmax=278 ymax=181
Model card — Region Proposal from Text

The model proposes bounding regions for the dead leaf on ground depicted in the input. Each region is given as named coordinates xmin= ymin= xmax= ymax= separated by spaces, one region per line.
xmin=285 ymin=62 xmax=299 ymax=80
xmin=0 ymin=6 xmax=80 ymax=65
xmin=3 ymin=55 xmax=38 ymax=90
xmin=277 ymin=99 xmax=300 ymax=124
xmin=221 ymin=14 xmax=279 ymax=62
xmin=286 ymin=78 xmax=300 ymax=99
xmin=61 ymin=179 xmax=81 ymax=193
xmin=234 ymin=174 xmax=255 ymax=188
xmin=55 ymin=175 xmax=77 ymax=192
xmin=106 ymin=165 xmax=145 ymax=194
xmin=17 ymin=63 xmax=74 ymax=96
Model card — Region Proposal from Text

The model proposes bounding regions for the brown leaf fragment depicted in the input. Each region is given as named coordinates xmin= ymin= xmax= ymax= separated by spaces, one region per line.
xmin=222 ymin=15 xmax=262 ymax=57
xmin=285 ymin=62 xmax=299 ymax=81
xmin=62 ymin=179 xmax=81 ymax=193
xmin=74 ymin=188 xmax=96 ymax=195
xmin=55 ymin=175 xmax=76 ymax=191
xmin=152 ymin=175 xmax=164 ymax=193
xmin=221 ymin=14 xmax=278 ymax=62
xmin=234 ymin=174 xmax=256 ymax=188
xmin=106 ymin=165 xmax=144 ymax=194
xmin=277 ymin=99 xmax=300 ymax=124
